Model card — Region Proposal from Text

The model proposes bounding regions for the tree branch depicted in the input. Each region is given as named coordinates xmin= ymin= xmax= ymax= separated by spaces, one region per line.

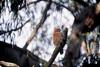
xmin=19 ymin=0 xmax=47 ymax=10
xmin=0 ymin=19 xmax=30 ymax=35
xmin=23 ymin=0 xmax=52 ymax=49
xmin=74 ymin=0 xmax=89 ymax=7
xmin=52 ymin=1 xmax=75 ymax=15
xmin=19 ymin=0 xmax=75 ymax=16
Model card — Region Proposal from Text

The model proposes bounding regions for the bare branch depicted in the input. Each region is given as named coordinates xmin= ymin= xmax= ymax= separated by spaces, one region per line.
xmin=0 ymin=19 xmax=30 ymax=35
xmin=19 ymin=0 xmax=47 ymax=10
xmin=52 ymin=1 xmax=75 ymax=16
xmin=19 ymin=0 xmax=75 ymax=16
xmin=74 ymin=0 xmax=89 ymax=7
xmin=23 ymin=0 xmax=52 ymax=49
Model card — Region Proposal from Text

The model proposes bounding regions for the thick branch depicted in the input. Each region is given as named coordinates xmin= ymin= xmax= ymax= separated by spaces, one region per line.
xmin=0 ymin=61 xmax=19 ymax=67
xmin=0 ymin=41 xmax=46 ymax=66
xmin=0 ymin=19 xmax=30 ymax=35
xmin=23 ymin=0 xmax=52 ymax=49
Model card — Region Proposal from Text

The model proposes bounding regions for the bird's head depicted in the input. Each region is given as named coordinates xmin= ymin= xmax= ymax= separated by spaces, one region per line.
xmin=54 ymin=27 xmax=61 ymax=32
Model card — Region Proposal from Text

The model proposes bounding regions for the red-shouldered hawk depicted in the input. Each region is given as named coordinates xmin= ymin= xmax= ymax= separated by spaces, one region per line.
xmin=53 ymin=27 xmax=63 ymax=54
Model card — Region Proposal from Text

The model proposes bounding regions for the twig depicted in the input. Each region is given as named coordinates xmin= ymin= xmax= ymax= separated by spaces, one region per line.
xmin=19 ymin=0 xmax=47 ymax=10
xmin=0 ymin=19 xmax=30 ymax=35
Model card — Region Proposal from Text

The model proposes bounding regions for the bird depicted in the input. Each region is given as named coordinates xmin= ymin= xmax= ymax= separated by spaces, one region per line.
xmin=53 ymin=27 xmax=63 ymax=54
